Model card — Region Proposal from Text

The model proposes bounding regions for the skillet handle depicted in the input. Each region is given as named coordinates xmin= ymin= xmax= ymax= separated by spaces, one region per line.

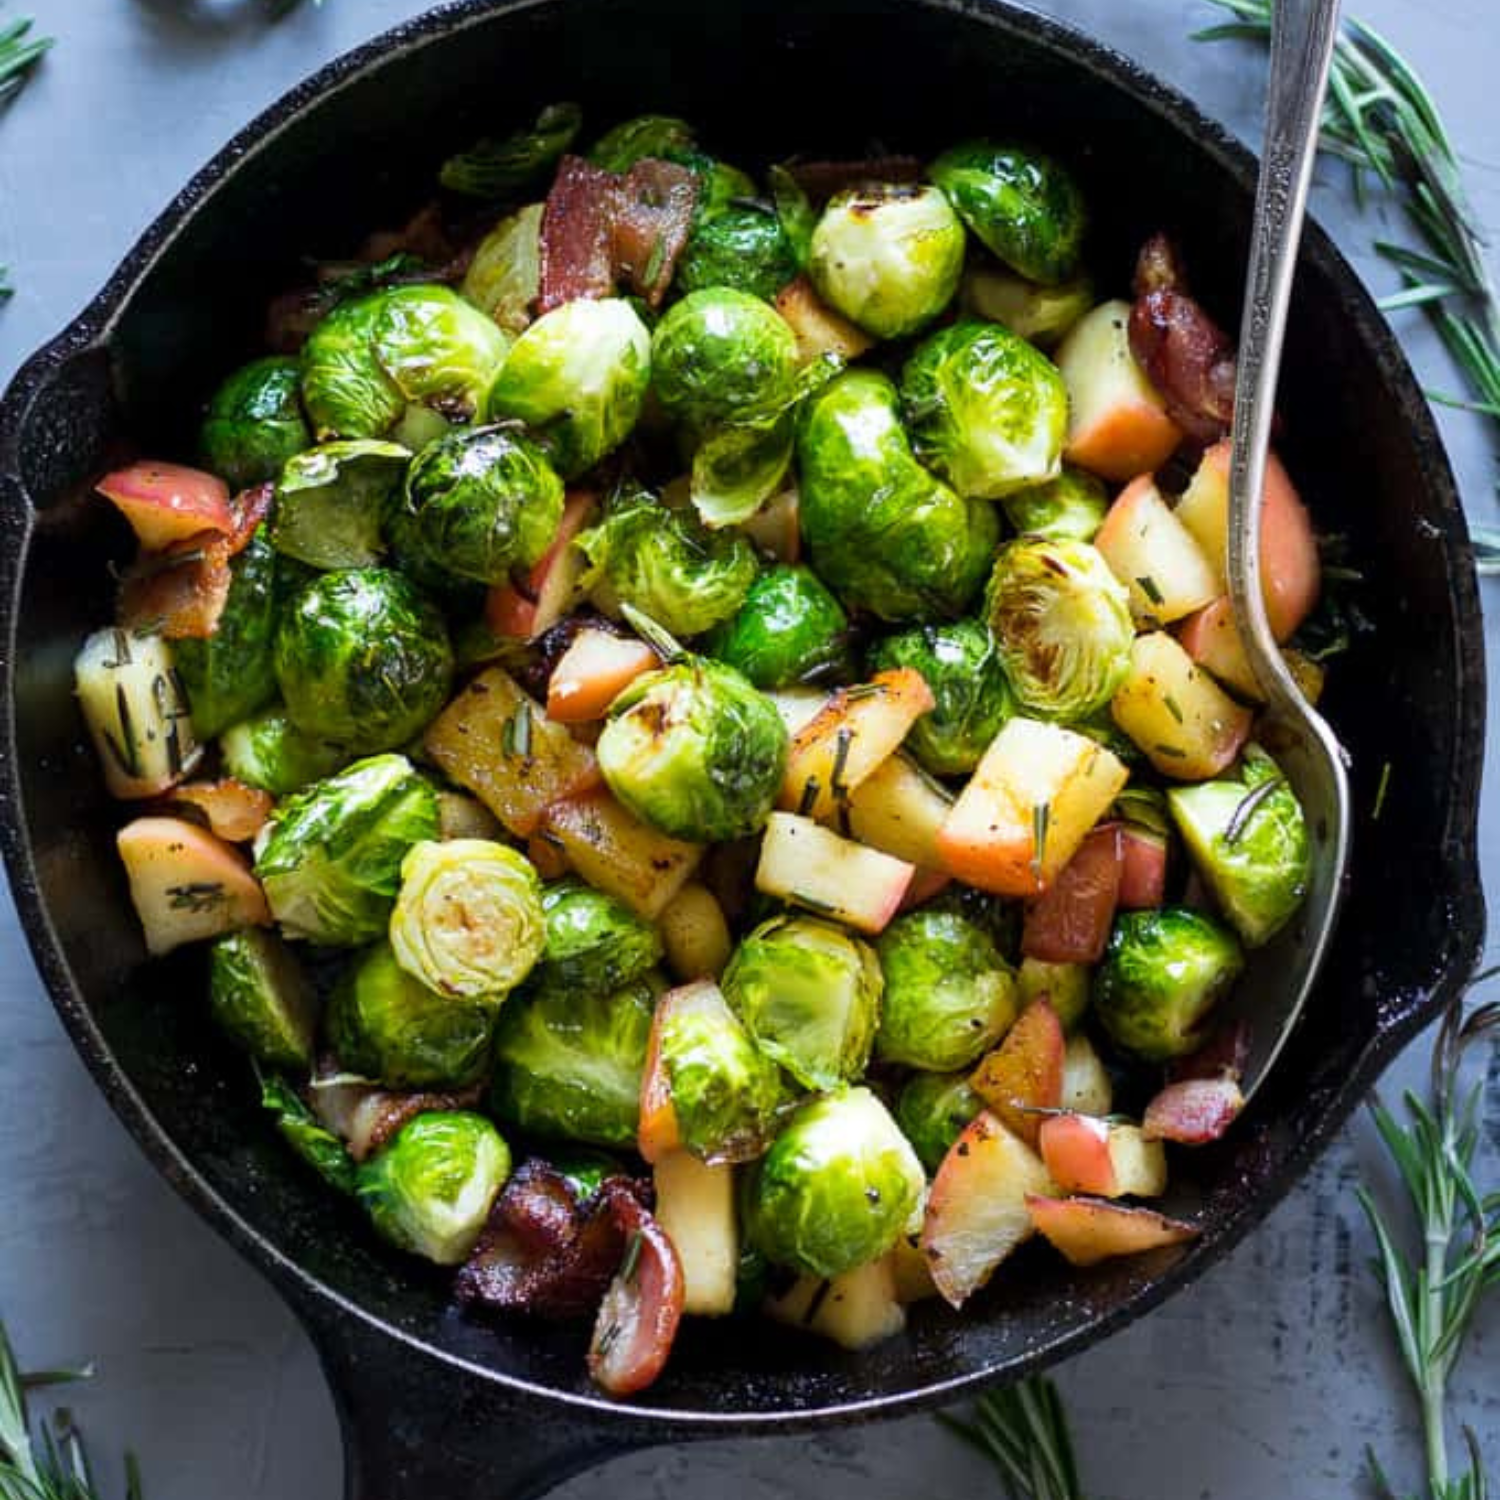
xmin=288 ymin=1291 xmax=673 ymax=1500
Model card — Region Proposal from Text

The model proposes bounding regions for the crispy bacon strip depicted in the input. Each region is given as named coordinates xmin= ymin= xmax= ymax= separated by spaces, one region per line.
xmin=612 ymin=159 xmax=699 ymax=308
xmin=786 ymin=155 xmax=924 ymax=202
xmin=1128 ymin=232 xmax=1238 ymax=444
xmin=539 ymin=156 xmax=619 ymax=312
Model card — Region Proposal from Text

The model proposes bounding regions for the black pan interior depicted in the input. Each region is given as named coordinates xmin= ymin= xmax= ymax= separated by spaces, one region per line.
xmin=4 ymin=0 xmax=1484 ymax=1422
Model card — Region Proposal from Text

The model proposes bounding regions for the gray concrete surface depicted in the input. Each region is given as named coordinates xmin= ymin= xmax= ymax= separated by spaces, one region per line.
xmin=1 ymin=0 xmax=1496 ymax=1496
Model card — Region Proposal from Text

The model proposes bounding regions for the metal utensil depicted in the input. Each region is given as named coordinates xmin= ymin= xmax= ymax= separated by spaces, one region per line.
xmin=1225 ymin=0 xmax=1352 ymax=1100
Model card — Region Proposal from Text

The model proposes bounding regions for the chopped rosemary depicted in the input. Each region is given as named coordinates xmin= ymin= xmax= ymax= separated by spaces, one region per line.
xmin=796 ymin=777 xmax=820 ymax=817
xmin=619 ymin=602 xmax=686 ymax=662
xmin=0 ymin=17 xmax=51 ymax=107
xmin=1222 ymin=773 xmax=1286 ymax=845
xmin=1162 ymin=693 xmax=1185 ymax=724
xmin=830 ymin=726 xmax=854 ymax=802
xmin=619 ymin=1229 xmax=643 ymax=1286
xmin=1154 ymin=743 xmax=1187 ymax=759
xmin=840 ymin=682 xmax=888 ymax=702
xmin=791 ymin=890 xmax=837 ymax=915
xmin=802 ymin=1279 xmax=833 ymax=1326
xmin=165 ymin=882 xmax=227 ymax=913
xmin=940 ymin=1375 xmax=1086 ymax=1500
xmin=1372 ymin=759 xmax=1393 ymax=821
xmin=502 ymin=702 xmax=533 ymax=761
xmin=1136 ymin=574 xmax=1165 ymax=606
xmin=1030 ymin=801 xmax=1051 ymax=878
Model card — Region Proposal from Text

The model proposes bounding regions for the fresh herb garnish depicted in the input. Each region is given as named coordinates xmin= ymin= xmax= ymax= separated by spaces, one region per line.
xmin=1222 ymin=773 xmax=1286 ymax=846
xmin=0 ymin=17 xmax=53 ymax=300
xmin=940 ymin=1375 xmax=1086 ymax=1500
xmin=1373 ymin=759 xmax=1394 ymax=821
xmin=1136 ymin=574 xmax=1164 ymax=606
xmin=1030 ymin=802 xmax=1050 ymax=878
xmin=439 ymin=102 xmax=582 ymax=198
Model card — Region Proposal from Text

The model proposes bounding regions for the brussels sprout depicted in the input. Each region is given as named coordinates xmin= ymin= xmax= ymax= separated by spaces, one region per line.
xmin=199 ymin=356 xmax=311 ymax=488
xmin=488 ymin=298 xmax=651 ymax=479
xmin=1015 ymin=956 xmax=1090 ymax=1030
xmin=798 ymin=370 xmax=1000 ymax=622
xmin=460 ymin=204 xmax=544 ymax=335
xmin=893 ymin=1070 xmax=985 ymax=1175
xmin=256 ymin=753 xmax=439 ymax=945
xmin=273 ymin=568 xmax=453 ymax=749
xmin=598 ymin=658 xmax=789 ymax=842
xmin=549 ymin=1147 xmax=625 ymax=1203
xmin=768 ymin=164 xmax=817 ymax=268
xmin=535 ymin=879 xmax=663 ymax=993
xmin=676 ymin=204 xmax=799 ymax=303
xmin=258 ymin=1069 xmax=358 ymax=1194
xmin=175 ymin=527 xmax=281 ymax=738
xmin=357 ymin=1111 xmax=511 ymax=1264
xmin=1093 ymin=907 xmax=1245 ymax=1061
xmin=302 ymin=285 xmax=511 ymax=441
xmin=1167 ymin=746 xmax=1310 ymax=947
xmin=220 ymin=704 xmax=349 ymax=797
xmin=440 ymin=102 xmax=582 ymax=197
xmin=984 ymin=538 xmax=1132 ymax=718
xmin=874 ymin=908 xmax=1018 ymax=1071
xmin=930 ymin=142 xmax=1088 ymax=285
xmin=397 ymin=425 xmax=563 ymax=586
xmin=960 ymin=265 xmax=1094 ymax=348
xmin=807 ymin=183 xmax=965 ymax=339
xmin=691 ymin=158 xmax=759 ymax=220
xmin=390 ymin=839 xmax=546 ymax=1000
xmin=745 ymin=1087 xmax=924 ymax=1279
xmin=207 ymin=927 xmax=318 ymax=1070
xmin=587 ymin=114 xmax=697 ymax=172
xmin=489 ymin=974 xmax=658 ymax=1147
xmin=900 ymin=320 xmax=1067 ymax=500
xmin=651 ymin=289 xmax=798 ymax=429
xmin=689 ymin=410 xmax=797 ymax=528
xmin=721 ymin=914 xmax=881 ymax=1091
xmin=656 ymin=982 xmax=787 ymax=1162
xmin=327 ymin=941 xmax=497 ymax=1088
xmin=271 ymin=440 xmax=409 ymax=571
xmin=703 ymin=564 xmax=852 ymax=689
xmin=867 ymin=620 xmax=1015 ymax=776
xmin=1001 ymin=466 xmax=1108 ymax=543
xmin=577 ymin=487 xmax=757 ymax=637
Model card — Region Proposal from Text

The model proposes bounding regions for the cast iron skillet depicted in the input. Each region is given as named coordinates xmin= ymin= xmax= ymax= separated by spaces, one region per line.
xmin=0 ymin=0 xmax=1486 ymax=1495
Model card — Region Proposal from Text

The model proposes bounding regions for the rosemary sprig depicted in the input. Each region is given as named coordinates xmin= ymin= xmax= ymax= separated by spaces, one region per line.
xmin=940 ymin=1376 xmax=1087 ymax=1500
xmin=0 ymin=16 xmax=53 ymax=302
xmin=0 ymin=1314 xmax=143 ymax=1500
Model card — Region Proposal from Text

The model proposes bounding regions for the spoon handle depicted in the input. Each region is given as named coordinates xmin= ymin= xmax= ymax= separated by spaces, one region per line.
xmin=1226 ymin=0 xmax=1342 ymax=708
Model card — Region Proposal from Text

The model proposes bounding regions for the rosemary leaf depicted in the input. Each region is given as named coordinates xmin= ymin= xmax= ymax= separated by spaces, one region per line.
xmin=941 ymin=1377 xmax=1088 ymax=1500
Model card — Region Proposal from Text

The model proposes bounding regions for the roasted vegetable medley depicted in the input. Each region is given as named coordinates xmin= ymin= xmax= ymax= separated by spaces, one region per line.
xmin=76 ymin=107 xmax=1331 ymax=1397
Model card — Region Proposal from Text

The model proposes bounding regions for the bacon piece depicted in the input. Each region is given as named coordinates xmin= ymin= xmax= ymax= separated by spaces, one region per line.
xmin=117 ymin=532 xmax=233 ymax=640
xmin=1142 ymin=1076 xmax=1246 ymax=1145
xmin=539 ymin=156 xmax=619 ymax=312
xmin=587 ymin=1186 xmax=685 ymax=1397
xmin=786 ymin=155 xmax=925 ymax=203
xmin=359 ymin=200 xmax=456 ymax=267
xmin=612 ymin=159 xmax=699 ymax=308
xmin=161 ymin=778 xmax=275 ymax=844
xmin=1128 ymin=232 xmax=1238 ymax=444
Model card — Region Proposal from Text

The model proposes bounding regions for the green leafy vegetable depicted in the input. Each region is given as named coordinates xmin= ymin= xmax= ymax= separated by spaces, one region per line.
xmin=440 ymin=103 xmax=582 ymax=197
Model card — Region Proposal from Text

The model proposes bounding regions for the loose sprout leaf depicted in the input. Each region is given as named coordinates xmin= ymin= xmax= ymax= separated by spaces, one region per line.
xmin=440 ymin=103 xmax=583 ymax=198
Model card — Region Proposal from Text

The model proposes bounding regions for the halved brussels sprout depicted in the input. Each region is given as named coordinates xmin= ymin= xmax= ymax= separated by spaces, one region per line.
xmin=489 ymin=974 xmax=658 ymax=1148
xmin=302 ymin=285 xmax=511 ymax=441
xmin=273 ymin=568 xmax=453 ymax=749
xmin=587 ymin=114 xmax=696 ymax=172
xmin=874 ymin=908 xmax=1018 ymax=1071
xmin=867 ymin=620 xmax=1015 ymax=776
xmin=930 ymin=142 xmax=1088 ymax=285
xmin=703 ymin=564 xmax=852 ymax=689
xmin=441 ymin=102 xmax=582 ymax=198
xmin=327 ymin=941 xmax=497 ymax=1088
xmin=357 ymin=1111 xmax=511 ymax=1264
xmin=807 ymin=183 xmax=965 ymax=339
xmin=984 ymin=538 xmax=1133 ymax=718
xmin=207 ymin=927 xmax=318 ymax=1070
xmin=176 ymin=527 xmax=281 ymax=739
xmin=598 ymin=658 xmax=789 ymax=842
xmin=397 ymin=425 xmax=563 ymax=586
xmin=199 ymin=356 xmax=311 ymax=489
xmin=676 ymin=204 xmax=799 ymax=303
xmin=389 ymin=839 xmax=546 ymax=1000
xmin=577 ymin=487 xmax=757 ymax=638
xmin=689 ymin=410 xmax=797 ymax=529
xmin=220 ymin=704 xmax=349 ymax=797
xmin=651 ymin=288 xmax=798 ymax=428
xmin=1167 ymin=745 xmax=1310 ymax=947
xmin=271 ymin=440 xmax=409 ymax=571
xmin=1001 ymin=466 xmax=1109 ymax=543
xmin=535 ymin=880 xmax=664 ymax=993
xmin=1093 ymin=907 xmax=1245 ymax=1061
xmin=255 ymin=753 xmax=438 ymax=945
xmin=893 ymin=1070 xmax=985 ymax=1175
xmin=798 ymin=370 xmax=999 ymax=621
xmin=488 ymin=298 xmax=652 ymax=479
xmin=745 ymin=1087 xmax=924 ymax=1279
xmin=258 ymin=1070 xmax=358 ymax=1194
xmin=460 ymin=204 xmax=544 ymax=335
xmin=1016 ymin=956 xmax=1091 ymax=1031
xmin=721 ymin=914 xmax=881 ymax=1091
xmin=901 ymin=320 xmax=1067 ymax=500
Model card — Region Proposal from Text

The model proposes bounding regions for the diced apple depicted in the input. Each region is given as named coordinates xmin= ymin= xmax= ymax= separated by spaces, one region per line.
xmin=968 ymin=1000 xmax=1065 ymax=1149
xmin=1026 ymin=1194 xmax=1198 ymax=1267
xmin=1174 ymin=439 xmax=1320 ymax=641
xmin=1168 ymin=1017 xmax=1252 ymax=1084
xmin=1117 ymin=824 xmax=1169 ymax=910
xmin=423 ymin=666 xmax=600 ymax=837
xmin=116 ymin=816 xmax=269 ymax=955
xmin=163 ymin=778 xmax=274 ymax=844
xmin=774 ymin=275 xmax=876 ymax=364
xmin=1284 ymin=650 xmax=1326 ymax=706
xmin=524 ymin=831 xmax=571 ymax=880
xmin=887 ymin=1217 xmax=941 ymax=1304
xmin=780 ymin=670 xmax=936 ymax=822
xmin=658 ymin=883 xmax=733 ymax=981
xmin=1054 ymin=300 xmax=1184 ymax=482
xmin=1142 ymin=1077 xmax=1246 ymax=1145
xmin=1110 ymin=633 xmax=1252 ymax=780
xmin=96 ymin=461 xmax=234 ymax=551
xmin=765 ymin=1258 xmax=906 ymax=1350
xmin=546 ymin=627 xmax=659 ymax=723
xmin=961 ymin=265 xmax=1094 ymax=347
xmin=1094 ymin=474 xmax=1220 ymax=625
xmin=765 ymin=687 xmax=831 ymax=737
xmin=1061 ymin=1033 xmax=1114 ymax=1116
xmin=638 ymin=985 xmax=682 ymax=1164
xmin=1016 ymin=957 xmax=1091 ymax=1030
xmin=1021 ymin=824 xmax=1123 ymax=964
xmin=740 ymin=485 xmax=801 ymax=563
xmin=436 ymin=790 xmax=507 ymax=843
xmin=839 ymin=752 xmax=953 ymax=868
xmin=1178 ymin=598 xmax=1326 ymax=707
xmin=540 ymin=789 xmax=702 ymax=921
xmin=921 ymin=1110 xmax=1057 ymax=1308
xmin=1039 ymin=1115 xmax=1167 ymax=1198
xmin=484 ymin=489 xmax=597 ymax=640
xmin=937 ymin=717 xmax=1129 ymax=897
xmin=755 ymin=813 xmax=913 ymax=934
xmin=897 ymin=866 xmax=952 ymax=912
xmin=652 ymin=1150 xmax=738 ymax=1316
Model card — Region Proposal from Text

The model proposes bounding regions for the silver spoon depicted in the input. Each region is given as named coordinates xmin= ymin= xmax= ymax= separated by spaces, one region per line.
xmin=1221 ymin=0 xmax=1351 ymax=1102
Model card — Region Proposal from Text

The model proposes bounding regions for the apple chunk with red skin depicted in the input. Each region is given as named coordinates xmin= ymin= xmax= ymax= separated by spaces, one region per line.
xmin=97 ymin=462 xmax=234 ymax=551
xmin=1142 ymin=1077 xmax=1246 ymax=1145
xmin=1026 ymin=1194 xmax=1198 ymax=1267
xmin=486 ymin=489 xmax=597 ymax=640
xmin=1038 ymin=1115 xmax=1167 ymax=1198
xmin=968 ymin=998 xmax=1064 ymax=1150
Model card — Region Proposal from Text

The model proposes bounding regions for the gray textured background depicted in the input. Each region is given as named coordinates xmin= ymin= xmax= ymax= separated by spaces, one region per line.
xmin=1 ymin=1 xmax=1497 ymax=1496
